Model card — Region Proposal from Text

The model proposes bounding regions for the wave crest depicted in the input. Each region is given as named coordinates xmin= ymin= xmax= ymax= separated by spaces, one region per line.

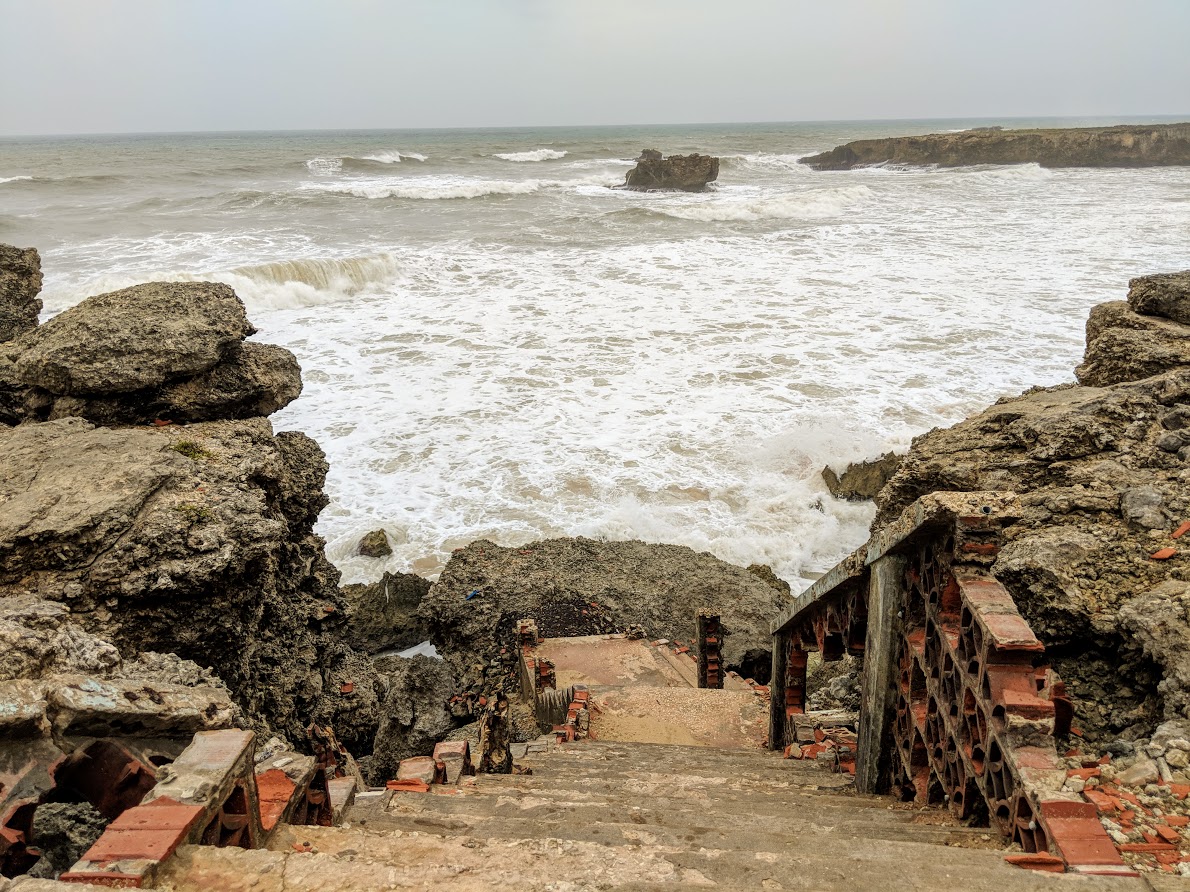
xmin=301 ymin=175 xmax=546 ymax=200
xmin=356 ymin=150 xmax=427 ymax=164
xmin=0 ymin=175 xmax=33 ymax=185
xmin=493 ymin=149 xmax=568 ymax=162
xmin=305 ymin=157 xmax=343 ymax=176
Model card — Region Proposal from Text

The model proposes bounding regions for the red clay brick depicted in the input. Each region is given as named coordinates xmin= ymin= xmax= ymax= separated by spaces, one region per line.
xmin=1164 ymin=814 xmax=1189 ymax=827
xmin=1004 ymin=853 xmax=1066 ymax=873
xmin=1067 ymin=767 xmax=1101 ymax=781
xmin=1172 ymin=521 xmax=1190 ymax=539
xmin=1120 ymin=843 xmax=1178 ymax=853
xmin=1151 ymin=548 xmax=1177 ymax=560
xmin=1155 ymin=825 xmax=1181 ymax=844
xmin=386 ymin=779 xmax=429 ymax=793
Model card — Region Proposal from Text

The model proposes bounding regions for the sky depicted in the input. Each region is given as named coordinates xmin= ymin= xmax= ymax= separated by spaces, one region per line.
xmin=1 ymin=0 xmax=1188 ymax=136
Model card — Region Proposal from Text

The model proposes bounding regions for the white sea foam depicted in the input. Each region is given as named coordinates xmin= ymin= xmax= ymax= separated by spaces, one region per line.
xmin=358 ymin=150 xmax=427 ymax=163
xmin=648 ymin=185 xmax=875 ymax=222
xmin=721 ymin=152 xmax=808 ymax=171
xmin=494 ymin=149 xmax=568 ymax=162
xmin=305 ymin=157 xmax=343 ymax=176
xmin=301 ymin=175 xmax=546 ymax=200
xmin=0 ymin=175 xmax=33 ymax=184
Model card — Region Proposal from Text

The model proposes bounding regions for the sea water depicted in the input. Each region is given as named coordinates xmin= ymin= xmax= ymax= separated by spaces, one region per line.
xmin=2 ymin=118 xmax=1187 ymax=586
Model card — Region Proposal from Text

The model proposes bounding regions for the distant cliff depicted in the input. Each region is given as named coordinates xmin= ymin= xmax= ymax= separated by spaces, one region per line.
xmin=801 ymin=122 xmax=1190 ymax=170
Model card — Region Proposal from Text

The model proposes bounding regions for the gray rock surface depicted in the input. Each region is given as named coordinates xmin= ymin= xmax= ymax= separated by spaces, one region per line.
xmin=822 ymin=452 xmax=902 ymax=501
xmin=369 ymin=655 xmax=458 ymax=783
xmin=419 ymin=537 xmax=790 ymax=692
xmin=0 ymin=244 xmax=42 ymax=342
xmin=341 ymin=570 xmax=431 ymax=654
xmin=13 ymin=281 xmax=253 ymax=395
xmin=0 ymin=415 xmax=380 ymax=747
xmin=26 ymin=801 xmax=106 ymax=879
xmin=623 ymin=149 xmax=719 ymax=192
xmin=1128 ymin=270 xmax=1190 ymax=326
xmin=1075 ymin=301 xmax=1190 ymax=386
xmin=1119 ymin=581 xmax=1190 ymax=721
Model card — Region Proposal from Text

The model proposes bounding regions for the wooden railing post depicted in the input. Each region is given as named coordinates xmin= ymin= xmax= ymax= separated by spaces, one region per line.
xmin=855 ymin=554 xmax=905 ymax=794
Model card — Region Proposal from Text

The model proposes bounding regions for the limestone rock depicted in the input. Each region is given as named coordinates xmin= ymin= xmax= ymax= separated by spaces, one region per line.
xmin=1119 ymin=582 xmax=1190 ymax=721
xmin=341 ymin=570 xmax=431 ymax=654
xmin=419 ymin=537 xmax=790 ymax=692
xmin=14 ymin=281 xmax=253 ymax=395
xmin=357 ymin=529 xmax=393 ymax=558
xmin=1129 ymin=270 xmax=1190 ymax=326
xmin=0 ymin=243 xmax=42 ymax=342
xmin=0 ymin=415 xmax=377 ymax=747
xmin=369 ymin=655 xmax=458 ymax=783
xmin=624 ymin=149 xmax=719 ymax=192
xmin=822 ymin=452 xmax=902 ymax=501
xmin=1076 ymin=301 xmax=1190 ymax=386
xmin=801 ymin=122 xmax=1190 ymax=170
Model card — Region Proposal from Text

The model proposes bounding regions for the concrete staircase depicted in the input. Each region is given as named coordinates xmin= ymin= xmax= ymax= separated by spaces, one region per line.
xmin=146 ymin=740 xmax=1148 ymax=892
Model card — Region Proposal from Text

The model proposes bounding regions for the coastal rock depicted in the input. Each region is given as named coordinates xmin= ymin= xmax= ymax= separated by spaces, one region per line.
xmin=418 ymin=537 xmax=790 ymax=692
xmin=801 ymin=122 xmax=1190 ymax=170
xmin=13 ymin=281 xmax=253 ymax=395
xmin=871 ymin=274 xmax=1190 ymax=742
xmin=0 ymin=415 xmax=379 ymax=747
xmin=357 ymin=528 xmax=393 ymax=558
xmin=341 ymin=570 xmax=431 ymax=654
xmin=0 ymin=243 xmax=42 ymax=342
xmin=623 ymin=149 xmax=719 ymax=192
xmin=822 ymin=452 xmax=902 ymax=501
xmin=1075 ymin=301 xmax=1190 ymax=387
xmin=36 ymin=341 xmax=303 ymax=425
xmin=368 ymin=655 xmax=457 ymax=783
xmin=1129 ymin=270 xmax=1190 ymax=326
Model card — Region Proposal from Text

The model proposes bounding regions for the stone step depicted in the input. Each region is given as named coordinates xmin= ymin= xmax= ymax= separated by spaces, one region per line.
xmin=360 ymin=792 xmax=993 ymax=851
xmin=150 ymin=823 xmax=1141 ymax=892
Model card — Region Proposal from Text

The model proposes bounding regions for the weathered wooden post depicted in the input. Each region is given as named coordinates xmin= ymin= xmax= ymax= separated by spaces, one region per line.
xmin=855 ymin=556 xmax=905 ymax=793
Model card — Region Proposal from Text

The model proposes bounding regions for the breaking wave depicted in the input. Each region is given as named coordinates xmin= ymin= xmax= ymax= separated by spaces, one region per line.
xmin=720 ymin=153 xmax=808 ymax=171
xmin=0 ymin=175 xmax=33 ymax=185
xmin=305 ymin=157 xmax=343 ymax=176
xmin=356 ymin=150 xmax=427 ymax=164
xmin=494 ymin=149 xmax=568 ymax=162
xmin=301 ymin=175 xmax=546 ymax=200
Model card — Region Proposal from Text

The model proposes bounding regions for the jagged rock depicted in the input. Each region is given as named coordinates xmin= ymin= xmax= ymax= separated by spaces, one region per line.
xmin=0 ymin=415 xmax=379 ymax=747
xmin=34 ymin=341 xmax=302 ymax=425
xmin=801 ymin=122 xmax=1190 ymax=170
xmin=13 ymin=281 xmax=253 ymax=395
xmin=419 ymin=537 xmax=790 ymax=692
xmin=357 ymin=529 xmax=393 ymax=558
xmin=27 ymin=801 xmax=107 ymax=879
xmin=0 ymin=596 xmax=121 ymax=682
xmin=1128 ymin=270 xmax=1190 ymax=326
xmin=1075 ymin=301 xmax=1190 ymax=386
xmin=746 ymin=563 xmax=791 ymax=597
xmin=341 ymin=570 xmax=431 ymax=654
xmin=623 ymin=149 xmax=719 ymax=192
xmin=1119 ymin=582 xmax=1190 ymax=721
xmin=822 ymin=452 xmax=902 ymax=501
xmin=369 ymin=655 xmax=457 ymax=783
xmin=0 ymin=243 xmax=42 ymax=342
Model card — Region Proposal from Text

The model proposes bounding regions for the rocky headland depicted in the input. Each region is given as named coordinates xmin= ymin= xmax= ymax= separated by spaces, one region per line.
xmin=623 ymin=149 xmax=720 ymax=191
xmin=801 ymin=122 xmax=1190 ymax=170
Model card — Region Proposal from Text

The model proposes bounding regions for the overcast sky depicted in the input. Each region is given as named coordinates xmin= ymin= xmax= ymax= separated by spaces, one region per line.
xmin=1 ymin=0 xmax=1187 ymax=136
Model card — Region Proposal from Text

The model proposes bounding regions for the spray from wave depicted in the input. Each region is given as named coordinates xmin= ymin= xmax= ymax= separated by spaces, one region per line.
xmin=493 ymin=149 xmax=568 ymax=162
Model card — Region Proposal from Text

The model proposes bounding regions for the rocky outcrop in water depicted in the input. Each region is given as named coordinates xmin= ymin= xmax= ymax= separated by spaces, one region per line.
xmin=623 ymin=149 xmax=720 ymax=192
xmin=801 ymin=122 xmax=1190 ymax=170
xmin=418 ymin=537 xmax=790 ymax=692
xmin=3 ymin=281 xmax=301 ymax=425
xmin=822 ymin=452 xmax=902 ymax=501
xmin=0 ymin=243 xmax=42 ymax=342
xmin=873 ymin=271 xmax=1190 ymax=744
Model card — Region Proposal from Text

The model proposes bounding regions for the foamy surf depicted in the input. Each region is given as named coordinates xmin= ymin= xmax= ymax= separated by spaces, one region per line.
xmin=644 ymin=184 xmax=876 ymax=222
xmin=494 ymin=149 xmax=568 ymax=162
xmin=357 ymin=150 xmax=428 ymax=163
xmin=300 ymin=175 xmax=546 ymax=200
xmin=0 ymin=175 xmax=33 ymax=184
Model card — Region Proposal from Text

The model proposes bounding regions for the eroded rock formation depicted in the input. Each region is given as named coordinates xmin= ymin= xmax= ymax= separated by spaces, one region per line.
xmin=873 ymin=271 xmax=1190 ymax=744
xmin=801 ymin=122 xmax=1190 ymax=170
xmin=822 ymin=452 xmax=902 ymax=502
xmin=418 ymin=537 xmax=790 ymax=692
xmin=623 ymin=149 xmax=720 ymax=192
xmin=341 ymin=570 xmax=431 ymax=654
xmin=0 ymin=244 xmax=42 ymax=343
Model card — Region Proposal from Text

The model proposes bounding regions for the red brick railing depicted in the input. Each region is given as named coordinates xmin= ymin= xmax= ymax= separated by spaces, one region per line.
xmin=769 ymin=492 xmax=1134 ymax=877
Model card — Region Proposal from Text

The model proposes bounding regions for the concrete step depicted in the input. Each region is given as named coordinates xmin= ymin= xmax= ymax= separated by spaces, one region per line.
xmin=151 ymin=823 xmax=1143 ymax=892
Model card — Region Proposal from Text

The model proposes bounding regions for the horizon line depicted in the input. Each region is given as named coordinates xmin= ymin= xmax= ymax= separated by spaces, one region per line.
xmin=2 ymin=112 xmax=1188 ymax=142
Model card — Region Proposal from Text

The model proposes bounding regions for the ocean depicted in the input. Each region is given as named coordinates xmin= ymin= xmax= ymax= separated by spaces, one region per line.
xmin=2 ymin=118 xmax=1188 ymax=586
